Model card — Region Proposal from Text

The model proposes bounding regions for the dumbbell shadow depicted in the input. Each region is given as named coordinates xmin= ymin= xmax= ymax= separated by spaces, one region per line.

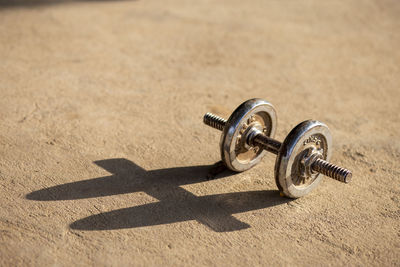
xmin=27 ymin=158 xmax=291 ymax=232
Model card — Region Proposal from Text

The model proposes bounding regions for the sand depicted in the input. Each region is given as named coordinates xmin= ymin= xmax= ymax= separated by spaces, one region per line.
xmin=0 ymin=0 xmax=399 ymax=266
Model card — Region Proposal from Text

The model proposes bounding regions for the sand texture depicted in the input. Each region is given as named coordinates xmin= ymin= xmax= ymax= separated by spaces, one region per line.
xmin=0 ymin=0 xmax=399 ymax=266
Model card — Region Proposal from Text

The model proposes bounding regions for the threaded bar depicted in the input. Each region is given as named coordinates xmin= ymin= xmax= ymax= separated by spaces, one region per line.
xmin=253 ymin=134 xmax=281 ymax=155
xmin=203 ymin=113 xmax=227 ymax=131
xmin=312 ymin=158 xmax=352 ymax=183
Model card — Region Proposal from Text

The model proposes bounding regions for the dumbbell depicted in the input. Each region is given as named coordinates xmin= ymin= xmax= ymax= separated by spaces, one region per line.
xmin=203 ymin=98 xmax=352 ymax=198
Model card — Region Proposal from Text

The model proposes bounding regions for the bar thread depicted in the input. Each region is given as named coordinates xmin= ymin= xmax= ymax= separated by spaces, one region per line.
xmin=312 ymin=158 xmax=352 ymax=183
xmin=203 ymin=113 xmax=226 ymax=131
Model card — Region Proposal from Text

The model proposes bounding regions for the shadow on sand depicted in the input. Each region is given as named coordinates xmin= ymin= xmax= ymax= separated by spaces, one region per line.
xmin=27 ymin=158 xmax=291 ymax=232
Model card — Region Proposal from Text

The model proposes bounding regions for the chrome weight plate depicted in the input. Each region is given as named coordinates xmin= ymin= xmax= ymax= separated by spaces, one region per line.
xmin=220 ymin=98 xmax=277 ymax=172
xmin=275 ymin=120 xmax=332 ymax=198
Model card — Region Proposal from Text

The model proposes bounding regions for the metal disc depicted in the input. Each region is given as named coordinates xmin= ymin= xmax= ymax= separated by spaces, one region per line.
xmin=220 ymin=98 xmax=277 ymax=172
xmin=275 ymin=120 xmax=332 ymax=198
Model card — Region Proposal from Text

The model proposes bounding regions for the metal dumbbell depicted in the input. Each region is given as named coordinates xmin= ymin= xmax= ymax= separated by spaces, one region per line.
xmin=203 ymin=98 xmax=352 ymax=198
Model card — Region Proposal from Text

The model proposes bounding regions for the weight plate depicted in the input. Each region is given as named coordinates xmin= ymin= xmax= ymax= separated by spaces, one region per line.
xmin=220 ymin=98 xmax=277 ymax=172
xmin=275 ymin=120 xmax=332 ymax=198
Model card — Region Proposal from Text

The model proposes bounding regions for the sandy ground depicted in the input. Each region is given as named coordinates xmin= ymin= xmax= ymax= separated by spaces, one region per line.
xmin=0 ymin=0 xmax=399 ymax=266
